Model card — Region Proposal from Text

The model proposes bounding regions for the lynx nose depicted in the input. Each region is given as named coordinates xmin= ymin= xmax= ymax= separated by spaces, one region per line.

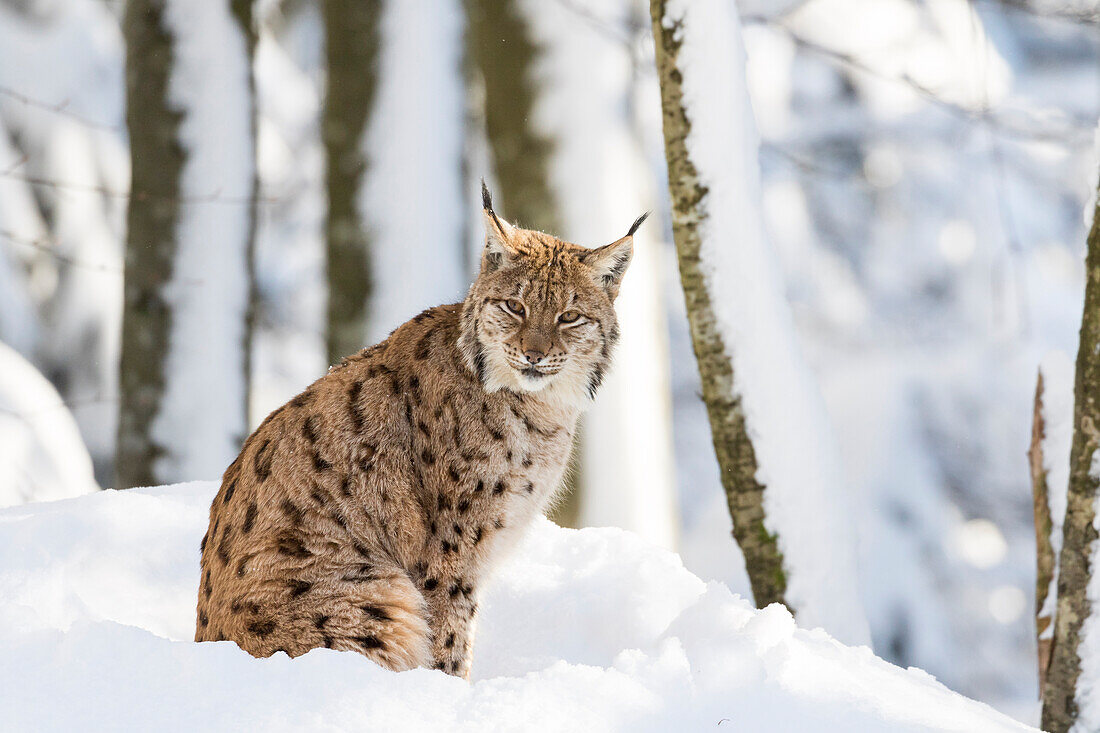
xmin=523 ymin=350 xmax=546 ymax=365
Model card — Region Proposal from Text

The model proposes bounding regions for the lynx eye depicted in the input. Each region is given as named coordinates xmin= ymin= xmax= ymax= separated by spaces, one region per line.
xmin=502 ymin=299 xmax=526 ymax=318
xmin=558 ymin=310 xmax=582 ymax=324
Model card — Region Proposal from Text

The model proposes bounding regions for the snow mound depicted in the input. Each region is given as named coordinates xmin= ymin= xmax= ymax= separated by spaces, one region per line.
xmin=0 ymin=341 xmax=98 ymax=508
xmin=0 ymin=484 xmax=1033 ymax=732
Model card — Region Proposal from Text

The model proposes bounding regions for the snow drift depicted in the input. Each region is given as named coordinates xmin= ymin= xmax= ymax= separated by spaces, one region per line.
xmin=0 ymin=341 xmax=98 ymax=508
xmin=0 ymin=483 xmax=1033 ymax=732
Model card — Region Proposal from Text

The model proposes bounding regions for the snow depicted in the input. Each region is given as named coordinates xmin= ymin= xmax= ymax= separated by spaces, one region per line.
xmin=658 ymin=0 xmax=868 ymax=644
xmin=359 ymin=0 xmax=467 ymax=344
xmin=0 ymin=341 xmax=99 ymax=507
xmin=152 ymin=0 xmax=254 ymax=483
xmin=1037 ymin=351 xmax=1074 ymax=639
xmin=0 ymin=483 xmax=1035 ymax=732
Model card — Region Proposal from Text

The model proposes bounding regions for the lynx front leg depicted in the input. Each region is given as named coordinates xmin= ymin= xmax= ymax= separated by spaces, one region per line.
xmin=424 ymin=576 xmax=479 ymax=678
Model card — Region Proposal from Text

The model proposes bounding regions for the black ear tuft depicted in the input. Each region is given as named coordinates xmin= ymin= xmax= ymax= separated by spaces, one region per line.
xmin=481 ymin=179 xmax=494 ymax=212
xmin=481 ymin=178 xmax=507 ymax=233
xmin=626 ymin=211 xmax=650 ymax=238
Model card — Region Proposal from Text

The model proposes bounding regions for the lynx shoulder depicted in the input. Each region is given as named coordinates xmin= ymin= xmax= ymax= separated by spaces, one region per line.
xmin=195 ymin=184 xmax=646 ymax=678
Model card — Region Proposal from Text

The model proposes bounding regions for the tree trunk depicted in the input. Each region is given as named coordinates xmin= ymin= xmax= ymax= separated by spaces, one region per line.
xmin=463 ymin=0 xmax=557 ymax=234
xmin=648 ymin=0 xmax=787 ymax=608
xmin=322 ymin=0 xmax=381 ymax=365
xmin=1043 ymin=171 xmax=1100 ymax=733
xmin=233 ymin=0 xmax=259 ymax=440
xmin=117 ymin=0 xmax=256 ymax=488
xmin=1030 ymin=371 xmax=1055 ymax=692
xmin=465 ymin=0 xmax=589 ymax=527
xmin=117 ymin=0 xmax=185 ymax=489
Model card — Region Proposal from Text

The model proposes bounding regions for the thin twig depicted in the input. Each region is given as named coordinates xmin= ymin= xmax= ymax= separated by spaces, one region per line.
xmin=2 ymin=153 xmax=29 ymax=175
xmin=0 ymin=168 xmax=284 ymax=206
xmin=0 ymin=228 xmax=122 ymax=275
xmin=762 ymin=23 xmax=1093 ymax=145
xmin=0 ymin=228 xmax=207 ymax=286
xmin=975 ymin=0 xmax=1100 ymax=25
xmin=760 ymin=143 xmax=879 ymax=191
xmin=0 ymin=394 xmax=119 ymax=421
xmin=0 ymin=85 xmax=123 ymax=132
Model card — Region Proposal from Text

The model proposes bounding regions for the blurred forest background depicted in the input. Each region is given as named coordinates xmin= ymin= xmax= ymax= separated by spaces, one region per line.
xmin=0 ymin=0 xmax=1097 ymax=722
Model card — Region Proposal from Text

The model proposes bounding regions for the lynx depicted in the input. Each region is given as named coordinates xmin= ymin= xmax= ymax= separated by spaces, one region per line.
xmin=195 ymin=183 xmax=646 ymax=678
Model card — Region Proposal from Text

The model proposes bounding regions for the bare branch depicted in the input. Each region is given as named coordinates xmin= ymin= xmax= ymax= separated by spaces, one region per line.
xmin=0 ymin=85 xmax=123 ymax=132
xmin=753 ymin=22 xmax=1094 ymax=145
xmin=0 ymin=168 xmax=283 ymax=206
xmin=0 ymin=228 xmax=122 ymax=275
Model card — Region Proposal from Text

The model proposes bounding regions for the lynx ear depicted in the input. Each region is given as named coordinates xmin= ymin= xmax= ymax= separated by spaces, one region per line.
xmin=580 ymin=212 xmax=647 ymax=299
xmin=481 ymin=180 xmax=519 ymax=273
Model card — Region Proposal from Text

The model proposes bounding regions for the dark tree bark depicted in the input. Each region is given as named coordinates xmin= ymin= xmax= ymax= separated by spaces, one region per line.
xmin=233 ymin=0 xmax=259 ymax=430
xmin=1043 ymin=171 xmax=1100 ymax=733
xmin=322 ymin=0 xmax=381 ymax=365
xmin=648 ymin=0 xmax=788 ymax=609
xmin=463 ymin=0 xmax=557 ymax=234
xmin=117 ymin=0 xmax=256 ymax=489
xmin=116 ymin=0 xmax=185 ymax=489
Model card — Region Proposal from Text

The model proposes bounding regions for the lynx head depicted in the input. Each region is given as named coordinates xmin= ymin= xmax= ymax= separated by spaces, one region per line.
xmin=459 ymin=182 xmax=647 ymax=404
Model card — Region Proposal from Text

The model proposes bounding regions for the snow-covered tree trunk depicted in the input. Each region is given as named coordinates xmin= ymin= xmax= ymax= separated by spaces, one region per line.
xmin=1031 ymin=353 xmax=1074 ymax=695
xmin=360 ymin=0 xmax=466 ymax=344
xmin=523 ymin=0 xmax=678 ymax=547
xmin=1043 ymin=167 xmax=1100 ymax=733
xmin=649 ymin=0 xmax=867 ymax=643
xmin=465 ymin=0 xmax=590 ymax=527
xmin=117 ymin=0 xmax=256 ymax=488
xmin=322 ymin=0 xmax=379 ymax=365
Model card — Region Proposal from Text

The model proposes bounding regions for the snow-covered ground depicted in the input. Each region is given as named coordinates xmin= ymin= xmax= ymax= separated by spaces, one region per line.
xmin=0 ymin=483 xmax=1034 ymax=732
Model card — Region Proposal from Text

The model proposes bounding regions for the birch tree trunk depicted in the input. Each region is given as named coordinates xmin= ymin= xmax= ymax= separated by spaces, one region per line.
xmin=1043 ymin=171 xmax=1100 ymax=733
xmin=648 ymin=0 xmax=866 ymax=644
xmin=322 ymin=0 xmax=380 ymax=364
xmin=117 ymin=0 xmax=256 ymax=488
xmin=649 ymin=0 xmax=785 ymax=607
